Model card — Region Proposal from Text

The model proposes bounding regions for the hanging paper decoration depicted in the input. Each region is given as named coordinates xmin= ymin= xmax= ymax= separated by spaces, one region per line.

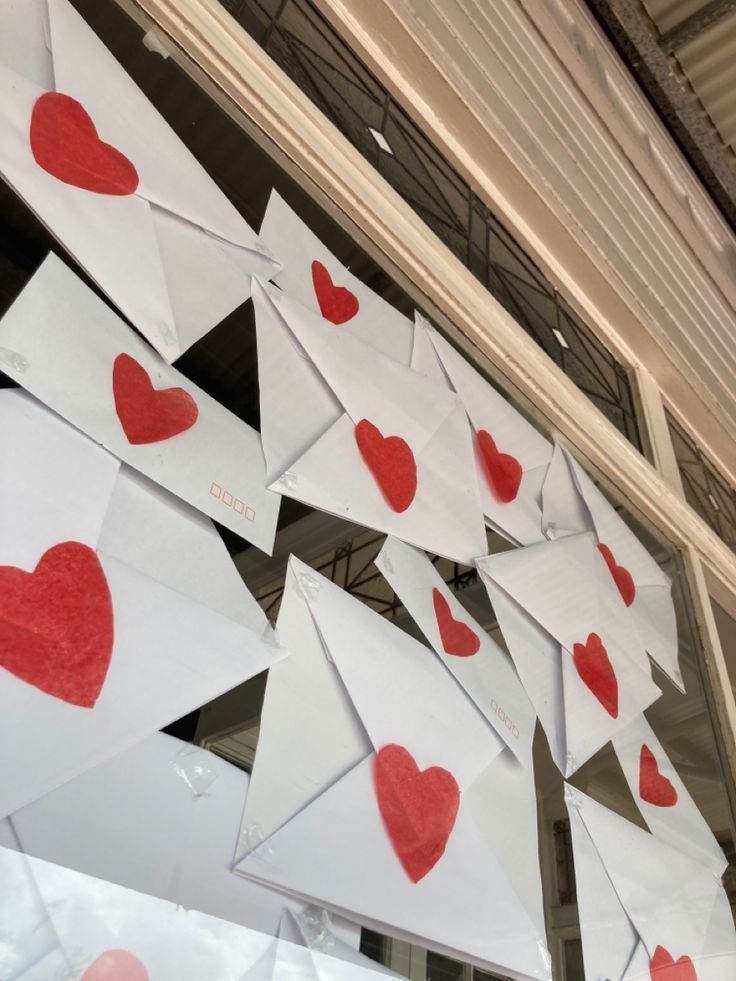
xmin=235 ymin=556 xmax=550 ymax=981
xmin=0 ymin=256 xmax=280 ymax=553
xmin=0 ymin=390 xmax=285 ymax=818
xmin=0 ymin=0 xmax=279 ymax=361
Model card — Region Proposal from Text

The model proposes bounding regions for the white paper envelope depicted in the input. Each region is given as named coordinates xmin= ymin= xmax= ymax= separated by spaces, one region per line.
xmin=0 ymin=255 xmax=280 ymax=552
xmin=413 ymin=316 xmax=553 ymax=546
xmin=0 ymin=0 xmax=279 ymax=361
xmin=542 ymin=441 xmax=680 ymax=689
xmin=375 ymin=535 xmax=536 ymax=767
xmin=253 ymin=279 xmax=487 ymax=564
xmin=567 ymin=787 xmax=736 ymax=981
xmin=477 ymin=534 xmax=662 ymax=775
xmin=0 ymin=389 xmax=285 ymax=817
xmin=610 ymin=714 xmax=726 ymax=875
xmin=235 ymin=557 xmax=551 ymax=981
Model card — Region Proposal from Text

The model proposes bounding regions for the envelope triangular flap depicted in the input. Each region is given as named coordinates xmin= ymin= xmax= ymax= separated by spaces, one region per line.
xmin=411 ymin=312 xmax=450 ymax=383
xmin=238 ymin=559 xmax=372 ymax=857
xmin=573 ymin=788 xmax=722 ymax=958
xmin=375 ymin=536 xmax=535 ymax=767
xmin=298 ymin=558 xmax=502 ymax=790
xmin=237 ymin=754 xmax=551 ymax=981
xmin=258 ymin=282 xmax=458 ymax=455
xmin=259 ymin=191 xmax=414 ymax=366
xmin=46 ymin=0 xmax=275 ymax=258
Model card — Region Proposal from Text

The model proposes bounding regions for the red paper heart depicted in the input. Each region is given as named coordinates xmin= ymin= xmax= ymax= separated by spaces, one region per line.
xmin=572 ymin=632 xmax=618 ymax=718
xmin=113 ymin=353 xmax=199 ymax=445
xmin=81 ymin=949 xmax=149 ymax=981
xmin=311 ymin=260 xmax=360 ymax=324
xmin=0 ymin=542 xmax=114 ymax=708
xmin=374 ymin=743 xmax=460 ymax=883
xmin=432 ymin=588 xmax=480 ymax=657
xmin=476 ymin=430 xmax=522 ymax=503
xmin=354 ymin=419 xmax=417 ymax=512
xmin=597 ymin=543 xmax=636 ymax=607
xmin=639 ymin=744 xmax=678 ymax=807
xmin=30 ymin=92 xmax=139 ymax=196
xmin=649 ymin=945 xmax=697 ymax=981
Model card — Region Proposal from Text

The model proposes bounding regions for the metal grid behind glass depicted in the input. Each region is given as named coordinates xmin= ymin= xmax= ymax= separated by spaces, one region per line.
xmin=667 ymin=412 xmax=736 ymax=552
xmin=218 ymin=0 xmax=642 ymax=450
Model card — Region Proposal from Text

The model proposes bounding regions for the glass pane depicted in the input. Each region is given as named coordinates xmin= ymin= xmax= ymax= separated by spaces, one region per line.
xmin=426 ymin=951 xmax=464 ymax=980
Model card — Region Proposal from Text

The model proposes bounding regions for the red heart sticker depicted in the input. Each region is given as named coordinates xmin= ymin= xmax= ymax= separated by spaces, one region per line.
xmin=572 ymin=632 xmax=618 ymax=718
xmin=649 ymin=945 xmax=697 ymax=981
xmin=311 ymin=260 xmax=360 ymax=325
xmin=354 ymin=419 xmax=417 ymax=512
xmin=597 ymin=543 xmax=636 ymax=607
xmin=374 ymin=743 xmax=460 ymax=883
xmin=432 ymin=588 xmax=480 ymax=657
xmin=30 ymin=93 xmax=139 ymax=196
xmin=113 ymin=353 xmax=199 ymax=445
xmin=476 ymin=430 xmax=522 ymax=503
xmin=639 ymin=744 xmax=678 ymax=807
xmin=81 ymin=950 xmax=149 ymax=980
xmin=0 ymin=542 xmax=114 ymax=708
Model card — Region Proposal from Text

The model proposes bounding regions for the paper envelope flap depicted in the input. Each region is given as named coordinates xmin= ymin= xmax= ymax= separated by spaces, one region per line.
xmin=411 ymin=313 xmax=449 ymax=383
xmin=0 ymin=389 xmax=120 ymax=567
xmin=260 ymin=191 xmax=413 ymax=365
xmin=238 ymin=755 xmax=551 ymax=981
xmin=375 ymin=536 xmax=535 ymax=766
xmin=572 ymin=789 xmax=721 ymax=957
xmin=295 ymin=558 xmax=502 ymax=790
xmin=0 ymin=0 xmax=53 ymax=88
xmin=239 ymin=560 xmax=372 ymax=855
xmin=46 ymin=0 xmax=273 ymax=257
xmin=256 ymin=281 xmax=459 ymax=454
xmin=540 ymin=442 xmax=593 ymax=539
xmin=478 ymin=534 xmax=643 ymax=656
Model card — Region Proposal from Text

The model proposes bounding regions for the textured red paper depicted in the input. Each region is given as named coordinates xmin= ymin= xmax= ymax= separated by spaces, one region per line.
xmin=0 ymin=542 xmax=114 ymax=708
xmin=30 ymin=92 xmax=139 ymax=196
xmin=639 ymin=744 xmax=678 ymax=807
xmin=354 ymin=419 xmax=417 ymax=512
xmin=649 ymin=945 xmax=697 ymax=981
xmin=374 ymin=743 xmax=460 ymax=883
xmin=432 ymin=588 xmax=480 ymax=657
xmin=572 ymin=632 xmax=618 ymax=718
xmin=597 ymin=543 xmax=636 ymax=607
xmin=81 ymin=949 xmax=149 ymax=980
xmin=113 ymin=353 xmax=199 ymax=445
xmin=311 ymin=260 xmax=359 ymax=324
xmin=476 ymin=430 xmax=522 ymax=503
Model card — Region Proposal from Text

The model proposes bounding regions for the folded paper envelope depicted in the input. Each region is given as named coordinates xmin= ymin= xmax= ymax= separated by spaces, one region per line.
xmin=610 ymin=713 xmax=726 ymax=875
xmin=413 ymin=316 xmax=553 ymax=546
xmin=0 ymin=0 xmax=279 ymax=361
xmin=375 ymin=535 xmax=536 ymax=767
xmin=0 ymin=255 xmax=280 ymax=552
xmin=253 ymin=279 xmax=487 ymax=564
xmin=566 ymin=786 xmax=736 ymax=981
xmin=0 ymin=389 xmax=285 ymax=817
xmin=235 ymin=556 xmax=551 ymax=981
xmin=477 ymin=533 xmax=661 ymax=775
xmin=542 ymin=440 xmax=680 ymax=689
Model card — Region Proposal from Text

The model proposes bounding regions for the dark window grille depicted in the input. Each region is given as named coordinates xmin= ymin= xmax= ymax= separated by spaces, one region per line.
xmin=667 ymin=412 xmax=736 ymax=552
xmin=218 ymin=0 xmax=642 ymax=450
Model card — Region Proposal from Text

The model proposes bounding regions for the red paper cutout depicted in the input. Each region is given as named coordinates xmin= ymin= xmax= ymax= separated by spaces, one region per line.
xmin=597 ymin=543 xmax=636 ymax=607
xmin=649 ymin=945 xmax=697 ymax=981
xmin=354 ymin=419 xmax=417 ymax=512
xmin=311 ymin=260 xmax=359 ymax=325
xmin=374 ymin=743 xmax=460 ymax=883
xmin=639 ymin=744 xmax=678 ymax=807
xmin=30 ymin=93 xmax=139 ymax=196
xmin=113 ymin=353 xmax=199 ymax=445
xmin=81 ymin=949 xmax=149 ymax=981
xmin=572 ymin=632 xmax=618 ymax=718
xmin=0 ymin=542 xmax=114 ymax=708
xmin=476 ymin=430 xmax=522 ymax=503
xmin=432 ymin=588 xmax=480 ymax=657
